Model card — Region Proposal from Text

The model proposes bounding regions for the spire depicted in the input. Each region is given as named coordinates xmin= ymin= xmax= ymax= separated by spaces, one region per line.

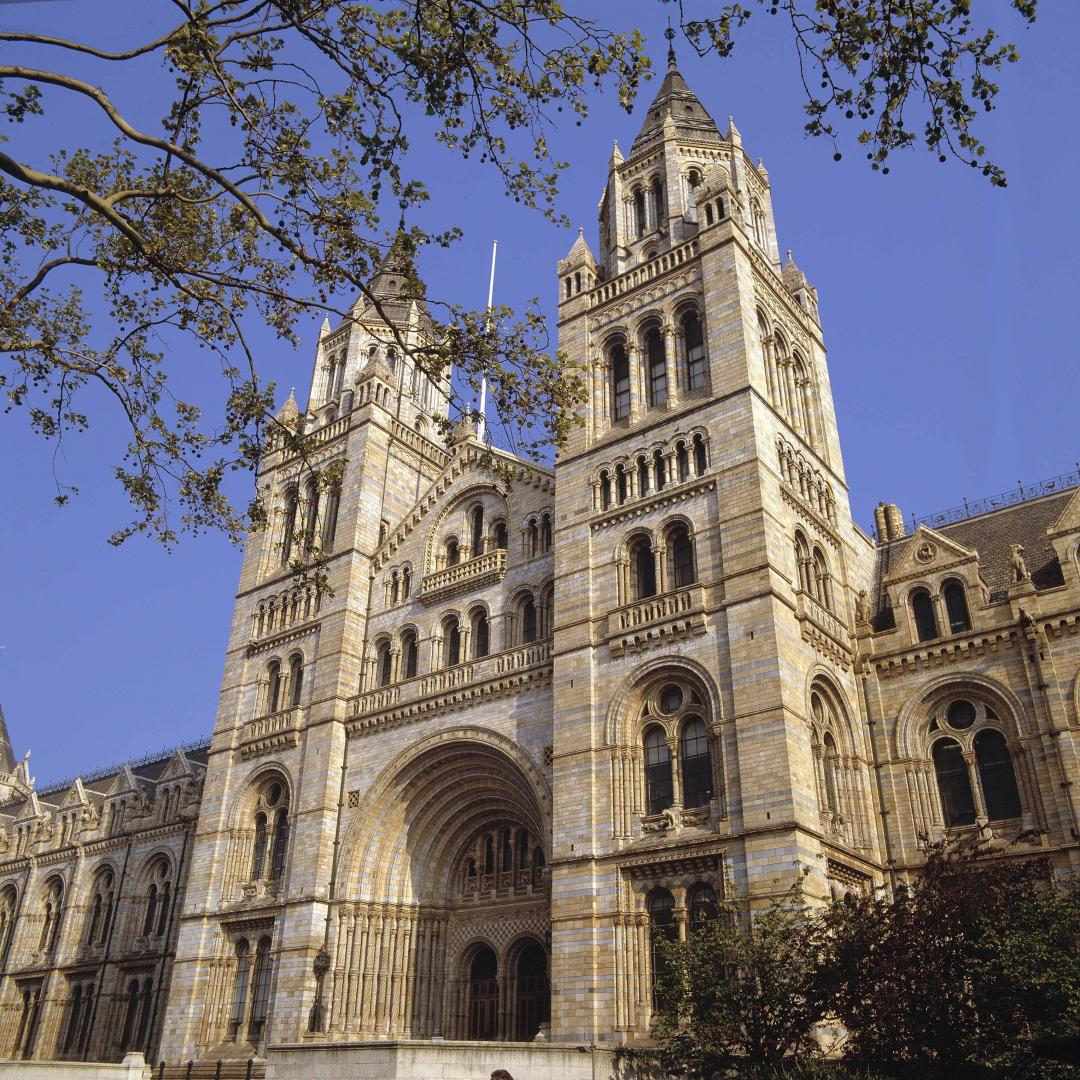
xmin=319 ymin=316 xmax=331 ymax=338
xmin=629 ymin=36 xmax=723 ymax=156
xmin=0 ymin=705 xmax=14 ymax=775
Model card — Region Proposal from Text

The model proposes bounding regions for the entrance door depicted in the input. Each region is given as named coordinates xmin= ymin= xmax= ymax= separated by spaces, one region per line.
xmin=514 ymin=942 xmax=549 ymax=1041
xmin=467 ymin=947 xmax=499 ymax=1040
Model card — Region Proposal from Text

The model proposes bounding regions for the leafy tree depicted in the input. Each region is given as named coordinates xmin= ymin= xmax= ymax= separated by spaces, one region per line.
xmin=651 ymin=877 xmax=832 ymax=1077
xmin=0 ymin=1 xmax=1043 ymax=548
xmin=822 ymin=842 xmax=1080 ymax=1078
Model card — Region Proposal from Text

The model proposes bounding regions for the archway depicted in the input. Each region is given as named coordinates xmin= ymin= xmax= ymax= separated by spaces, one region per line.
xmin=467 ymin=947 xmax=499 ymax=1040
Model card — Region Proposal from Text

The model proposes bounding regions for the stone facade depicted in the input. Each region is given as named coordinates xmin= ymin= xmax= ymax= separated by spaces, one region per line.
xmin=2 ymin=47 xmax=1079 ymax=1072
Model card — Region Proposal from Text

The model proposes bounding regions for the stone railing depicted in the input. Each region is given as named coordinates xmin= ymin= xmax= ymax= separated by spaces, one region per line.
xmin=796 ymin=591 xmax=852 ymax=657
xmin=419 ymin=548 xmax=507 ymax=603
xmin=352 ymin=639 xmax=552 ymax=719
xmin=391 ymin=417 xmax=451 ymax=469
xmin=608 ymin=584 xmax=708 ymax=657
xmin=240 ymin=706 xmax=304 ymax=758
xmin=267 ymin=414 xmax=350 ymax=456
xmin=589 ymin=237 xmax=699 ymax=308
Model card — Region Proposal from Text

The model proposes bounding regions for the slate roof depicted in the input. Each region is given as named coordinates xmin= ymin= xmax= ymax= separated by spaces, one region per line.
xmin=629 ymin=48 xmax=724 ymax=157
xmin=870 ymin=488 xmax=1074 ymax=631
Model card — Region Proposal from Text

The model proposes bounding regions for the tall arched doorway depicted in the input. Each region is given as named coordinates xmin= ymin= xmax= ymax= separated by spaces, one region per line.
xmin=513 ymin=940 xmax=549 ymax=1041
xmin=467 ymin=947 xmax=499 ymax=1040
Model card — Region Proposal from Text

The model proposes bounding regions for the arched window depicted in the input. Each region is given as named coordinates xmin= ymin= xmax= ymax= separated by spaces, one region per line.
xmin=228 ymin=938 xmax=251 ymax=1040
xmin=303 ymin=478 xmax=320 ymax=553
xmin=911 ymin=588 xmax=938 ymax=641
xmin=376 ymin=640 xmax=393 ymax=687
xmin=470 ymin=506 xmax=485 ymax=556
xmin=119 ymin=978 xmax=140 ymax=1051
xmin=599 ymin=470 xmax=611 ymax=510
xmin=610 ymin=344 xmax=631 ymax=422
xmin=288 ymin=654 xmax=304 ymax=707
xmin=142 ymin=860 xmax=171 ymax=938
xmin=643 ymin=726 xmax=673 ymax=815
xmin=39 ymin=878 xmax=63 ymax=954
xmin=321 ymin=479 xmax=341 ymax=552
xmin=822 ymin=731 xmax=840 ymax=815
xmin=975 ymin=729 xmax=1022 ymax=821
xmin=692 ymin=433 xmax=707 ymax=475
xmin=688 ymin=883 xmax=719 ymax=933
xmin=629 ymin=535 xmax=657 ymax=600
xmin=248 ymin=936 xmax=273 ymax=1044
xmin=0 ymin=886 xmax=16 ymax=957
xmin=812 ymin=547 xmax=833 ymax=610
xmin=390 ymin=571 xmax=399 ymax=606
xmin=401 ymin=567 xmax=411 ymax=600
xmin=385 ymin=347 xmax=397 ymax=372
xmin=564 ymin=277 xmax=572 ymax=300
xmin=443 ymin=616 xmax=461 ymax=666
xmin=529 ymin=518 xmax=539 ymax=556
xmin=63 ymin=985 xmax=83 ymax=1055
xmin=471 ymin=609 xmax=490 ymax=658
xmin=667 ymin=524 xmax=696 ymax=588
xmin=653 ymin=448 xmax=666 ymax=491
xmin=136 ymin=976 xmax=153 ymax=1051
xmin=467 ymin=947 xmax=499 ymax=1040
xmin=675 ymin=440 xmax=690 ymax=482
xmin=793 ymin=531 xmax=812 ymax=593
xmin=492 ymin=521 xmax=508 ymax=550
xmin=445 ymin=538 xmax=460 ymax=567
xmin=575 ymin=271 xmax=582 ymax=293
xmin=637 ymin=455 xmax=650 ymax=497
xmin=401 ymin=630 xmax=418 ymax=679
xmin=752 ymin=199 xmax=768 ymax=250
xmin=680 ymin=716 xmax=713 ymax=808
xmin=651 ymin=176 xmax=665 ymax=225
xmin=266 ymin=660 xmax=282 ymax=715
xmin=634 ymin=188 xmax=647 ymax=237
xmin=645 ymin=328 xmax=667 ymax=408
xmin=933 ymin=738 xmax=976 ymax=827
xmin=683 ymin=311 xmax=707 ymax=390
xmin=280 ymin=488 xmax=299 ymax=567
xmin=943 ymin=580 xmax=972 ymax=634
xmin=540 ymin=513 xmax=552 ymax=552
xmin=520 ymin=595 xmax=538 ymax=644
xmin=249 ymin=778 xmax=288 ymax=882
xmin=615 ymin=463 xmax=628 ymax=505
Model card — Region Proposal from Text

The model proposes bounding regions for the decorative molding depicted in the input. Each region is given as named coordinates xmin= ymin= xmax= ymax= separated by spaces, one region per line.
xmin=591 ymin=478 xmax=716 ymax=531
xmin=608 ymin=585 xmax=709 ymax=658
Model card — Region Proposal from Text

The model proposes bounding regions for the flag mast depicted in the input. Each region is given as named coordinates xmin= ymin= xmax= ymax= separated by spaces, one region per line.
xmin=478 ymin=240 xmax=497 ymax=442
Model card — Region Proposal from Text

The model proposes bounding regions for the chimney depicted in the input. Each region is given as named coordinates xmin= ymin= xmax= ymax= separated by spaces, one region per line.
xmin=875 ymin=502 xmax=907 ymax=541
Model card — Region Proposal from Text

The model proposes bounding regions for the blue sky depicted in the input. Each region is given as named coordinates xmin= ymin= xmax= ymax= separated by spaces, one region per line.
xmin=1 ymin=1 xmax=1078 ymax=784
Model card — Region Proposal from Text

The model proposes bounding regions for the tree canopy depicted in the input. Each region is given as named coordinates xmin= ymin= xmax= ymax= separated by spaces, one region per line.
xmin=0 ymin=1 xmax=1040 ymax=548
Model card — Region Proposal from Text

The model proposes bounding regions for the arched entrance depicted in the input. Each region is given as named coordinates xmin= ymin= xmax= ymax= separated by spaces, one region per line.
xmin=513 ymin=941 xmax=549 ymax=1040
xmin=467 ymin=947 xmax=499 ymax=1040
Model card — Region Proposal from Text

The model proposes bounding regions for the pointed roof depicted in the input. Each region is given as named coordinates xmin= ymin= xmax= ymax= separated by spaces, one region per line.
xmin=629 ymin=38 xmax=723 ymax=156
xmin=559 ymin=227 xmax=598 ymax=271
xmin=0 ymin=706 xmax=14 ymax=775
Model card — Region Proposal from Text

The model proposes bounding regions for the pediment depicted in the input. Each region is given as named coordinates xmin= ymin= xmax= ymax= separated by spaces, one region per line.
xmin=14 ymin=792 xmax=42 ymax=824
xmin=157 ymin=749 xmax=196 ymax=784
xmin=103 ymin=764 xmax=141 ymax=798
xmin=883 ymin=525 xmax=979 ymax=584
xmin=60 ymin=778 xmax=88 ymax=808
xmin=373 ymin=439 xmax=553 ymax=571
xmin=1048 ymin=486 xmax=1080 ymax=539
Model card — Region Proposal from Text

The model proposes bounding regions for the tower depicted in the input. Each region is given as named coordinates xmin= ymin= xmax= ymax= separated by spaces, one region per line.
xmin=550 ymin=41 xmax=881 ymax=1042
xmin=159 ymin=247 xmax=456 ymax=1058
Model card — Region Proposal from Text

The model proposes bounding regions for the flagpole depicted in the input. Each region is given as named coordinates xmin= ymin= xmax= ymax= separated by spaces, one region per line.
xmin=478 ymin=240 xmax=497 ymax=442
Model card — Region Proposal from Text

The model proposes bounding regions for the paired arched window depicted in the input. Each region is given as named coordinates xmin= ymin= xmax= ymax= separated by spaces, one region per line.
xmin=688 ymin=883 xmax=720 ymax=933
xmin=444 ymin=538 xmax=460 ymax=567
xmin=470 ymin=506 xmax=485 ymax=556
xmin=85 ymin=868 xmax=114 ymax=947
xmin=641 ymin=679 xmax=715 ymax=816
xmin=118 ymin=974 xmax=154 ymax=1053
xmin=288 ymin=654 xmax=304 ymax=707
xmin=633 ymin=188 xmax=647 ymax=237
xmin=911 ymin=588 xmax=938 ymax=641
xmin=752 ymin=198 xmax=768 ymax=250
xmin=648 ymin=887 xmax=677 ymax=1004
xmin=519 ymin=594 xmax=538 ymax=644
xmin=321 ymin=478 xmax=341 ymax=552
xmin=265 ymin=660 xmax=282 ymax=714
xmin=228 ymin=934 xmax=274 ymax=1045
xmin=62 ymin=979 xmax=95 ymax=1056
xmin=610 ymin=344 xmax=631 ymax=422
xmin=38 ymin=878 xmax=64 ymax=954
xmin=645 ymin=327 xmax=667 ymax=408
xmin=930 ymin=699 xmax=1022 ymax=827
xmin=683 ymin=310 xmax=707 ymax=390
xmin=141 ymin=859 xmax=172 ymax=939
xmin=249 ymin=778 xmax=290 ymax=885
xmin=491 ymin=520 xmax=509 ymax=550
xmin=280 ymin=488 xmax=299 ymax=567
xmin=651 ymin=176 xmax=665 ymax=225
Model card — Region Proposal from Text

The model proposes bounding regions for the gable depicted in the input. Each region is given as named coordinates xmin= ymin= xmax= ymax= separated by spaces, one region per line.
xmin=1048 ymin=485 xmax=1080 ymax=539
xmin=881 ymin=525 xmax=979 ymax=586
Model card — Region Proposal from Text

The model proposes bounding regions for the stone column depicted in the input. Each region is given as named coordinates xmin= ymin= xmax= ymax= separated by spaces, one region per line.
xmin=667 ymin=736 xmax=682 ymax=809
xmin=663 ymin=323 xmax=679 ymax=407
xmin=627 ymin=344 xmax=643 ymax=421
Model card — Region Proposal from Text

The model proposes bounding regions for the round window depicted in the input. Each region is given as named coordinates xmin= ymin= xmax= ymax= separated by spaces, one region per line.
xmin=946 ymin=700 xmax=976 ymax=730
xmin=265 ymin=782 xmax=282 ymax=807
xmin=659 ymin=684 xmax=684 ymax=714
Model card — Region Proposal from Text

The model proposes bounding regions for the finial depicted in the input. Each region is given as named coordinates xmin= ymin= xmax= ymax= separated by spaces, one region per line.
xmin=786 ymin=249 xmax=794 ymax=263
xmin=578 ymin=226 xmax=584 ymax=238
xmin=665 ymin=20 xmax=677 ymax=69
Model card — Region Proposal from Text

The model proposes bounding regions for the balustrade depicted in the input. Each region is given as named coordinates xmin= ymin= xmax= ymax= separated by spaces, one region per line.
xmin=419 ymin=548 xmax=507 ymax=602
